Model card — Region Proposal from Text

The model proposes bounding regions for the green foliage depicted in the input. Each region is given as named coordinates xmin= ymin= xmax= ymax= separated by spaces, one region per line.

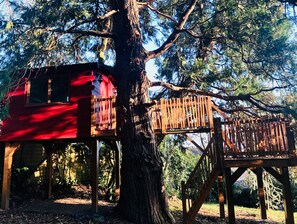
xmin=160 ymin=135 xmax=199 ymax=197
xmin=233 ymin=185 xmax=258 ymax=208
xmin=0 ymin=0 xmax=296 ymax=117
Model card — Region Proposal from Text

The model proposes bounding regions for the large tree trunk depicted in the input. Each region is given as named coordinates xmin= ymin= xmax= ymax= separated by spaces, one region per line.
xmin=111 ymin=1 xmax=174 ymax=223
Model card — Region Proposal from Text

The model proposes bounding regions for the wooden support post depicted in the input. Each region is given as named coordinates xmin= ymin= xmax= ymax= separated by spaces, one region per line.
xmin=91 ymin=140 xmax=101 ymax=213
xmin=115 ymin=141 xmax=121 ymax=196
xmin=256 ymin=168 xmax=267 ymax=220
xmin=217 ymin=175 xmax=225 ymax=218
xmin=281 ymin=167 xmax=294 ymax=224
xmin=181 ymin=181 xmax=187 ymax=224
xmin=224 ymin=167 xmax=235 ymax=224
xmin=1 ymin=143 xmax=20 ymax=210
xmin=45 ymin=146 xmax=53 ymax=199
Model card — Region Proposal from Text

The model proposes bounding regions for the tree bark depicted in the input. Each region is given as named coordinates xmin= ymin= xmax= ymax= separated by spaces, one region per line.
xmin=111 ymin=1 xmax=174 ymax=223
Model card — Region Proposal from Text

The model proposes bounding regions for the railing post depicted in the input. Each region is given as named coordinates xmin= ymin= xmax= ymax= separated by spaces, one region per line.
xmin=213 ymin=118 xmax=224 ymax=170
xmin=285 ymin=120 xmax=295 ymax=154
xmin=160 ymin=98 xmax=166 ymax=133
xmin=207 ymin=97 xmax=214 ymax=128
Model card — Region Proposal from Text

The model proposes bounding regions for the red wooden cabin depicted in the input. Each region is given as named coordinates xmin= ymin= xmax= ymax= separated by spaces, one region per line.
xmin=0 ymin=63 xmax=116 ymax=142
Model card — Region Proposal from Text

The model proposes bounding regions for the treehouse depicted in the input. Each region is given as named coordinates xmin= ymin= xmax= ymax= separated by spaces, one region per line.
xmin=0 ymin=63 xmax=296 ymax=224
xmin=0 ymin=63 xmax=116 ymax=141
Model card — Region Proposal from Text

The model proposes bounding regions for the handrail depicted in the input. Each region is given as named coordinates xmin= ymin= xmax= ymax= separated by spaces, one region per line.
xmin=91 ymin=96 xmax=214 ymax=135
xmin=181 ymin=133 xmax=221 ymax=224
xmin=92 ymin=96 xmax=116 ymax=131
xmin=222 ymin=118 xmax=290 ymax=158
xmin=159 ymin=96 xmax=213 ymax=133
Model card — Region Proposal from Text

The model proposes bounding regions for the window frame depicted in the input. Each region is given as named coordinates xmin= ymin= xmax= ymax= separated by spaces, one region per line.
xmin=26 ymin=76 xmax=70 ymax=106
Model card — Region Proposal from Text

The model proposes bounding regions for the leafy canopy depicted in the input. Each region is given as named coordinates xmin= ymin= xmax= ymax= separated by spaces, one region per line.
xmin=0 ymin=0 xmax=297 ymax=118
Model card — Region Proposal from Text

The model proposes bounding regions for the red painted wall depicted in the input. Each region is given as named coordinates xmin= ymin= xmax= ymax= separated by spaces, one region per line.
xmin=0 ymin=63 xmax=115 ymax=142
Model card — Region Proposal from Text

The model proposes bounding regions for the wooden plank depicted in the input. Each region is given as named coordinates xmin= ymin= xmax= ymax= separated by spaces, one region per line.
xmin=1 ymin=143 xmax=20 ymax=210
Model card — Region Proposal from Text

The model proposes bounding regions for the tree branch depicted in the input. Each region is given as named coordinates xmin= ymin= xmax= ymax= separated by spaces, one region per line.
xmin=145 ymin=0 xmax=198 ymax=62
xmin=55 ymin=29 xmax=115 ymax=38
xmin=146 ymin=4 xmax=178 ymax=24
xmin=151 ymin=81 xmax=297 ymax=118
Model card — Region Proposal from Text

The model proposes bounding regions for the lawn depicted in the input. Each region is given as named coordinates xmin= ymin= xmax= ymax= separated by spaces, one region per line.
xmin=169 ymin=198 xmax=297 ymax=223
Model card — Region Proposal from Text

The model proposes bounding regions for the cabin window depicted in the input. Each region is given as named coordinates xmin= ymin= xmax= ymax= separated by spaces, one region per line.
xmin=27 ymin=77 xmax=70 ymax=105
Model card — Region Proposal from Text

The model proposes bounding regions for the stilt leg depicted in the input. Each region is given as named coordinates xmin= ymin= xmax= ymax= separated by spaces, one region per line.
xmin=1 ymin=143 xmax=20 ymax=210
xmin=256 ymin=168 xmax=267 ymax=220
xmin=218 ymin=175 xmax=225 ymax=218
xmin=224 ymin=168 xmax=235 ymax=224
xmin=91 ymin=140 xmax=101 ymax=213
xmin=281 ymin=167 xmax=294 ymax=224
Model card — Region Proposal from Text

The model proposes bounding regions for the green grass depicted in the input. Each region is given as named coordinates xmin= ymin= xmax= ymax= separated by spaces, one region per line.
xmin=169 ymin=199 xmax=297 ymax=223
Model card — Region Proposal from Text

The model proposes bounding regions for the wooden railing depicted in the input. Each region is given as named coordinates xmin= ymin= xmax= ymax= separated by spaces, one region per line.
xmin=91 ymin=96 xmax=116 ymax=134
xmin=222 ymin=118 xmax=291 ymax=158
xmin=153 ymin=96 xmax=213 ymax=133
xmin=91 ymin=96 xmax=214 ymax=136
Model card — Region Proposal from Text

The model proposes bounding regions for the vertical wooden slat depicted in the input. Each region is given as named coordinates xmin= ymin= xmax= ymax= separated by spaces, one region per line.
xmin=207 ymin=97 xmax=213 ymax=128
xmin=160 ymin=98 xmax=166 ymax=133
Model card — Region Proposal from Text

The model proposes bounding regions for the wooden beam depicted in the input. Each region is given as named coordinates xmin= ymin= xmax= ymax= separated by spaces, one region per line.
xmin=115 ymin=141 xmax=121 ymax=196
xmin=264 ymin=167 xmax=283 ymax=184
xmin=224 ymin=158 xmax=290 ymax=168
xmin=281 ymin=167 xmax=295 ymax=224
xmin=1 ymin=143 xmax=20 ymax=210
xmin=182 ymin=133 xmax=204 ymax=155
xmin=231 ymin=167 xmax=247 ymax=185
xmin=256 ymin=168 xmax=267 ymax=220
xmin=217 ymin=175 xmax=225 ymax=218
xmin=224 ymin=167 xmax=235 ymax=224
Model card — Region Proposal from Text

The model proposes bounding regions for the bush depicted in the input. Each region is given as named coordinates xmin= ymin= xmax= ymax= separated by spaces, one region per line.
xmin=233 ymin=185 xmax=258 ymax=208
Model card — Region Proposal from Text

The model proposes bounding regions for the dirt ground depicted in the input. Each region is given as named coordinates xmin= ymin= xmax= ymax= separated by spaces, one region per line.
xmin=0 ymin=185 xmax=286 ymax=224
xmin=0 ymin=198 xmax=282 ymax=224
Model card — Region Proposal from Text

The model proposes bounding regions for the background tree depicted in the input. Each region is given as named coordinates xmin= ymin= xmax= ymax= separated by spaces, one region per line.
xmin=1 ymin=0 xmax=297 ymax=223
